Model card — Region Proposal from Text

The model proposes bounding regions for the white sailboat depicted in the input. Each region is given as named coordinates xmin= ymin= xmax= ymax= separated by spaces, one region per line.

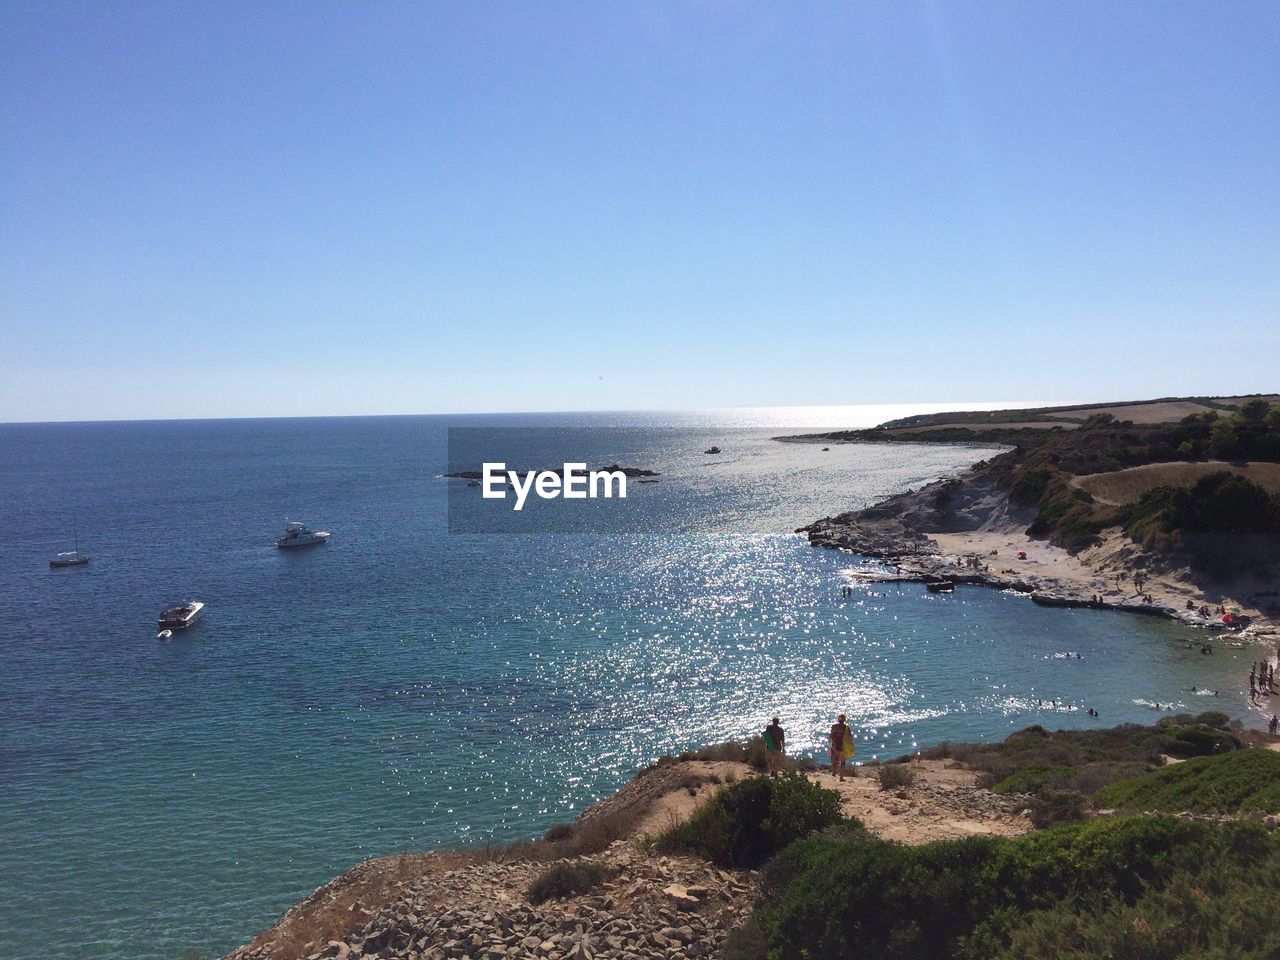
xmin=50 ymin=530 xmax=90 ymax=568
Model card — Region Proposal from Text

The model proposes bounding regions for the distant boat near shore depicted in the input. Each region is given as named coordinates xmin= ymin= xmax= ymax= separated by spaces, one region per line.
xmin=276 ymin=520 xmax=330 ymax=549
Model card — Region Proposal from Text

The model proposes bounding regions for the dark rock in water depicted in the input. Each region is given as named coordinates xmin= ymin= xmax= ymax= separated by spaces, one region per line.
xmin=704 ymin=446 xmax=721 ymax=454
xmin=446 ymin=464 xmax=659 ymax=479
xmin=802 ymin=515 xmax=935 ymax=558
xmin=1031 ymin=593 xmax=1096 ymax=609
xmin=598 ymin=463 xmax=660 ymax=477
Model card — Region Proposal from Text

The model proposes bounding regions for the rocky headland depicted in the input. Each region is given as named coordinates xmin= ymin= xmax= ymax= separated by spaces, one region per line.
xmin=791 ymin=396 xmax=1280 ymax=641
xmin=225 ymin=757 xmax=1030 ymax=960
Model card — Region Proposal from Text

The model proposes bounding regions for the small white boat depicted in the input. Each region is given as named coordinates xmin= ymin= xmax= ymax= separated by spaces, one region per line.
xmin=156 ymin=629 xmax=173 ymax=641
xmin=276 ymin=520 xmax=330 ymax=549
xmin=158 ymin=601 xmax=204 ymax=632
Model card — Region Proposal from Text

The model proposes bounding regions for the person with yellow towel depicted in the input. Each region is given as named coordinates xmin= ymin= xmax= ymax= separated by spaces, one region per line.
xmin=829 ymin=713 xmax=855 ymax=781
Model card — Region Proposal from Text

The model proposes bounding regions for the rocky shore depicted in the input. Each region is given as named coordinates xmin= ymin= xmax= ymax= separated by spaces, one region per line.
xmin=225 ymin=758 xmax=1030 ymax=960
xmin=801 ymin=463 xmax=1278 ymax=639
xmin=229 ymin=845 xmax=747 ymax=960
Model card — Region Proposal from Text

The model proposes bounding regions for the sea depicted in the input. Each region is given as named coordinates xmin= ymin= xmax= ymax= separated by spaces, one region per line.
xmin=0 ymin=408 xmax=1260 ymax=959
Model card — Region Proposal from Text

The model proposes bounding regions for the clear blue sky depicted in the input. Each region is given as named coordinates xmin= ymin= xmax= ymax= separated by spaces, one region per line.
xmin=2 ymin=2 xmax=1277 ymax=422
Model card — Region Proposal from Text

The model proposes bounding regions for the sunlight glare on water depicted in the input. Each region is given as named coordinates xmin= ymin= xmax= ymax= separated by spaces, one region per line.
xmin=0 ymin=408 xmax=1253 ymax=959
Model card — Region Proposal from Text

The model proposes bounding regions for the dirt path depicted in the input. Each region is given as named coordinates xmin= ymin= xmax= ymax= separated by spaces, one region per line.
xmin=609 ymin=758 xmax=1032 ymax=846
xmin=803 ymin=760 xmax=1032 ymax=844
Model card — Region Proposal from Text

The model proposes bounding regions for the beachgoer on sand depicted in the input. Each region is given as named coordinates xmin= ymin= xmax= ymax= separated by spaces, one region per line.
xmin=829 ymin=714 xmax=854 ymax=782
xmin=763 ymin=716 xmax=785 ymax=779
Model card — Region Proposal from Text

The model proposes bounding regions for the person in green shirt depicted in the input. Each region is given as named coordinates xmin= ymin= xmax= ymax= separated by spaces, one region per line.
xmin=763 ymin=716 xmax=785 ymax=779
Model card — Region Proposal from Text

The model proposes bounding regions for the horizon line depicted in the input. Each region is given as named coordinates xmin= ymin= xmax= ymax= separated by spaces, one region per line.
xmin=0 ymin=399 xmax=1083 ymax=428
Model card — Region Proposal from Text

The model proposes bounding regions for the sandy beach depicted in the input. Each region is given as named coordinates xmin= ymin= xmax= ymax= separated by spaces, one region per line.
xmin=925 ymin=525 xmax=1279 ymax=641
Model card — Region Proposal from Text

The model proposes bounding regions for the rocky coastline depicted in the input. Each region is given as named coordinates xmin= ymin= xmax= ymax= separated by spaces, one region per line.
xmin=798 ymin=478 xmax=1269 ymax=642
xmin=802 ymin=508 xmax=1200 ymax=624
xmin=797 ymin=449 xmax=1278 ymax=638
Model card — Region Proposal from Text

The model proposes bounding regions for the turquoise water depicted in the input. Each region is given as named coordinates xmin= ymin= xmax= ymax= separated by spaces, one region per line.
xmin=0 ymin=410 xmax=1259 ymax=959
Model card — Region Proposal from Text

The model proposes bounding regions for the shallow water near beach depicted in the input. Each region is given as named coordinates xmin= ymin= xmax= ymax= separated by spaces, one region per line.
xmin=0 ymin=409 xmax=1262 ymax=959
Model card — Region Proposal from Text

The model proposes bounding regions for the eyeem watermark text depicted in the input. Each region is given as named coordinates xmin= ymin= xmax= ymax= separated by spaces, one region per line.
xmin=482 ymin=463 xmax=627 ymax=511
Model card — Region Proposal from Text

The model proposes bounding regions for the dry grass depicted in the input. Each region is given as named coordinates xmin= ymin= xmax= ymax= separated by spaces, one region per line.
xmin=877 ymin=763 xmax=917 ymax=791
xmin=1059 ymin=401 xmax=1222 ymax=424
xmin=916 ymin=739 xmax=988 ymax=763
xmin=527 ymin=861 xmax=616 ymax=904
xmin=237 ymin=852 xmax=441 ymax=959
xmin=890 ymin=421 xmax=1078 ymax=434
xmin=1072 ymin=461 xmax=1280 ymax=505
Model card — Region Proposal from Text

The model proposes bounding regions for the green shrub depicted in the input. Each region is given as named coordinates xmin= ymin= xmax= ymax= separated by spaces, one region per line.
xmin=994 ymin=862 xmax=1280 ymax=959
xmin=990 ymin=763 xmax=1073 ymax=795
xmin=1024 ymin=476 xmax=1113 ymax=551
xmin=1093 ymin=749 xmax=1280 ymax=814
xmin=527 ymin=861 xmax=611 ymax=904
xmin=1027 ymin=788 xmax=1087 ymax=827
xmin=944 ymin=718 xmax=1240 ymax=802
xmin=659 ymin=773 xmax=843 ymax=868
xmin=1009 ymin=468 xmax=1053 ymax=506
xmin=1122 ymin=473 xmax=1280 ymax=571
xmin=753 ymin=816 xmax=1275 ymax=960
xmin=1194 ymin=711 xmax=1231 ymax=729
xmin=1160 ymin=724 xmax=1237 ymax=758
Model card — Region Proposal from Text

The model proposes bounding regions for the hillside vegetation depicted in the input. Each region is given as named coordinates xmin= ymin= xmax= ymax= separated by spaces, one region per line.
xmin=1072 ymin=461 xmax=1280 ymax=505
xmin=913 ymin=712 xmax=1241 ymax=826
xmin=743 ymin=817 xmax=1278 ymax=960
xmin=790 ymin=395 xmax=1280 ymax=563
xmin=1093 ymin=749 xmax=1280 ymax=814
xmin=1004 ymin=400 xmax=1280 ymax=559
xmin=689 ymin=719 xmax=1280 ymax=960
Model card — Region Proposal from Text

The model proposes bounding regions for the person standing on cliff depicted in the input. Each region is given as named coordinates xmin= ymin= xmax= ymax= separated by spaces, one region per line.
xmin=829 ymin=714 xmax=853 ymax=782
xmin=763 ymin=716 xmax=785 ymax=779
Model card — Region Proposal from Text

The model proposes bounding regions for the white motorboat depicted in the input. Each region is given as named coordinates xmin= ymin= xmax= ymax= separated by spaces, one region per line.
xmin=158 ymin=601 xmax=204 ymax=632
xmin=156 ymin=629 xmax=173 ymax=641
xmin=276 ymin=520 xmax=330 ymax=549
